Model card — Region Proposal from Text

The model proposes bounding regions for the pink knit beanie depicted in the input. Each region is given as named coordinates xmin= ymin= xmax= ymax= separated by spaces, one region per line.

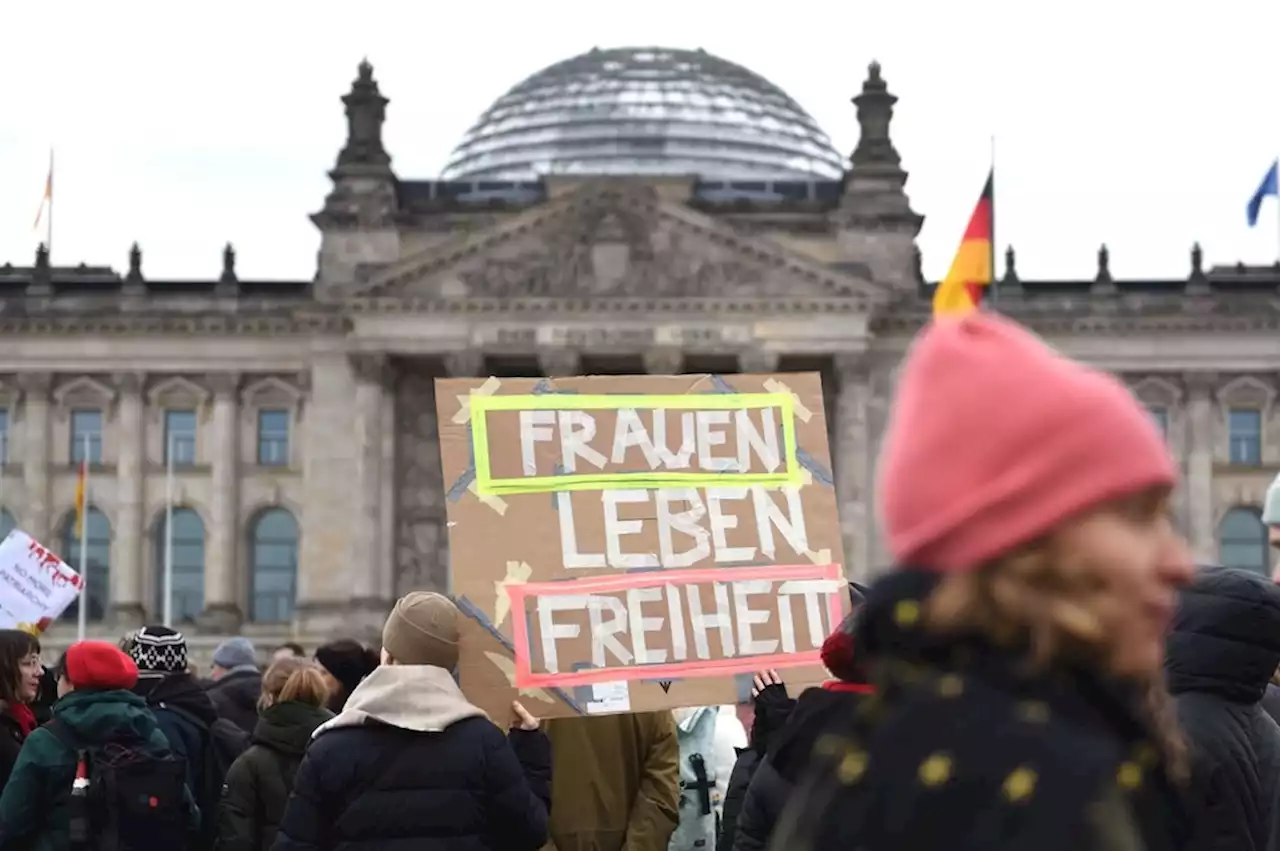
xmin=877 ymin=312 xmax=1176 ymax=573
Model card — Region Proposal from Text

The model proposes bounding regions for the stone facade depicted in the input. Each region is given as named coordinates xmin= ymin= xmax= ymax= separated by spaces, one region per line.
xmin=3 ymin=59 xmax=1279 ymax=654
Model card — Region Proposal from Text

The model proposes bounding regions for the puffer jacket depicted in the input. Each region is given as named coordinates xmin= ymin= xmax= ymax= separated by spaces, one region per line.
xmin=0 ymin=688 xmax=200 ymax=851
xmin=206 ymin=668 xmax=262 ymax=735
xmin=273 ymin=665 xmax=550 ymax=851
xmin=136 ymin=673 xmax=221 ymax=815
xmin=1165 ymin=566 xmax=1280 ymax=851
xmin=718 ymin=684 xmax=794 ymax=851
xmin=216 ymin=699 xmax=332 ymax=851
xmin=730 ymin=582 xmax=872 ymax=851
xmin=774 ymin=568 xmax=1192 ymax=851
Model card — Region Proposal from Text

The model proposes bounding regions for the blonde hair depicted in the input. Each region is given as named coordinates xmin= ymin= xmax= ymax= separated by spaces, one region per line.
xmin=925 ymin=541 xmax=1188 ymax=780
xmin=258 ymin=657 xmax=329 ymax=711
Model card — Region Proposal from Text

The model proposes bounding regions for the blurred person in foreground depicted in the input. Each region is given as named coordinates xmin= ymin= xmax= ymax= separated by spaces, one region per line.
xmin=273 ymin=592 xmax=550 ymax=851
xmin=1165 ymin=566 xmax=1280 ymax=851
xmin=772 ymin=311 xmax=1195 ymax=851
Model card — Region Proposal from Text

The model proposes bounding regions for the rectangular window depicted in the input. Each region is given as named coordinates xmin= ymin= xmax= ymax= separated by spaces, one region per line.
xmin=0 ymin=410 xmax=9 ymax=465
xmin=257 ymin=409 xmax=290 ymax=467
xmin=1229 ymin=408 xmax=1263 ymax=465
xmin=70 ymin=409 xmax=103 ymax=464
xmin=1147 ymin=406 xmax=1169 ymax=437
xmin=163 ymin=410 xmax=197 ymax=466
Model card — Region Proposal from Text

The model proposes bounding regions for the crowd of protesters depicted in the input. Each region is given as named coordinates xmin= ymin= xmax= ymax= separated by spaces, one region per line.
xmin=0 ymin=312 xmax=1276 ymax=851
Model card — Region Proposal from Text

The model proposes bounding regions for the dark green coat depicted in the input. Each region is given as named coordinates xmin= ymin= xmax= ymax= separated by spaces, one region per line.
xmin=0 ymin=688 xmax=199 ymax=851
xmin=214 ymin=700 xmax=331 ymax=851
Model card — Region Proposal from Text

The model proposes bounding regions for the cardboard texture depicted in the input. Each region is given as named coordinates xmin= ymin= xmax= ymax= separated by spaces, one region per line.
xmin=434 ymin=372 xmax=847 ymax=720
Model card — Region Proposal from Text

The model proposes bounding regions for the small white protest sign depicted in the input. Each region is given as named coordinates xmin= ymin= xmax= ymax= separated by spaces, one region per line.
xmin=0 ymin=530 xmax=83 ymax=634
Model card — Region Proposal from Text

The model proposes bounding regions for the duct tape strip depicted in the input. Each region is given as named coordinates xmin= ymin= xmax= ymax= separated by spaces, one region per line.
xmin=452 ymin=377 xmax=502 ymax=425
xmin=467 ymin=479 xmax=508 ymax=515
xmin=762 ymin=378 xmax=813 ymax=423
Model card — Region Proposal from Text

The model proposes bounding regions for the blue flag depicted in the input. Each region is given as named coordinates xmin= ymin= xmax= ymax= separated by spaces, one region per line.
xmin=1247 ymin=159 xmax=1279 ymax=227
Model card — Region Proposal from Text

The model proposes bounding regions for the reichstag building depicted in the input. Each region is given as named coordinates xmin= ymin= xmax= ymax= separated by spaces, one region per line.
xmin=0 ymin=46 xmax=1274 ymax=649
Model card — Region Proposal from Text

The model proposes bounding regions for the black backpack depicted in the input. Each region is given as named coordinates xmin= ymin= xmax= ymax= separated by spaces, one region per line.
xmin=158 ymin=704 xmax=249 ymax=840
xmin=47 ymin=720 xmax=189 ymax=851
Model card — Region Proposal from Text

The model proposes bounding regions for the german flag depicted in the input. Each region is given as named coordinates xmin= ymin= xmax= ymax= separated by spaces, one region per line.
xmin=932 ymin=170 xmax=995 ymax=316
xmin=72 ymin=456 xmax=87 ymax=539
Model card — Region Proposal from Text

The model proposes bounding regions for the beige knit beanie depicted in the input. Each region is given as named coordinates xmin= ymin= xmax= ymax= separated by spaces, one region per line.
xmin=382 ymin=591 xmax=460 ymax=669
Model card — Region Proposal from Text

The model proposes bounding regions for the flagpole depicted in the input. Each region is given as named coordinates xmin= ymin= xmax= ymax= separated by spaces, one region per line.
xmin=163 ymin=434 xmax=174 ymax=627
xmin=46 ymin=149 xmax=54 ymax=262
xmin=989 ymin=134 xmax=997 ymax=303
xmin=76 ymin=433 xmax=88 ymax=642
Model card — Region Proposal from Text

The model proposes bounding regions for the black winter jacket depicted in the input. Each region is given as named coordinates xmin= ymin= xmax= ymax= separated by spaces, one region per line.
xmin=216 ymin=699 xmax=332 ymax=851
xmin=0 ymin=709 xmax=28 ymax=792
xmin=1166 ymin=566 xmax=1280 ymax=851
xmin=718 ymin=684 xmax=794 ymax=851
xmin=733 ymin=685 xmax=869 ymax=851
xmin=136 ymin=673 xmax=221 ymax=807
xmin=777 ymin=569 xmax=1192 ymax=851
xmin=272 ymin=665 xmax=551 ymax=851
xmin=1262 ymin=685 xmax=1280 ymax=727
xmin=207 ymin=669 xmax=263 ymax=735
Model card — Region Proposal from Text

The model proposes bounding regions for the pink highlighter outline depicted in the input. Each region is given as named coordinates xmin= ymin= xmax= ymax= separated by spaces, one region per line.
xmin=508 ymin=562 xmax=845 ymax=689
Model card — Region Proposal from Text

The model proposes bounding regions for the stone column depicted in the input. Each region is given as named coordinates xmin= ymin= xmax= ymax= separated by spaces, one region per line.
xmin=111 ymin=372 xmax=146 ymax=625
xmin=538 ymin=348 xmax=580 ymax=377
xmin=349 ymin=354 xmax=389 ymax=609
xmin=18 ymin=373 xmax=53 ymax=544
xmin=643 ymin=347 xmax=684 ymax=376
xmin=1184 ymin=372 xmax=1217 ymax=563
xmin=379 ymin=366 xmax=398 ymax=602
xmin=737 ymin=349 xmax=780 ymax=375
xmin=201 ymin=372 xmax=241 ymax=631
xmin=834 ymin=354 xmax=873 ymax=584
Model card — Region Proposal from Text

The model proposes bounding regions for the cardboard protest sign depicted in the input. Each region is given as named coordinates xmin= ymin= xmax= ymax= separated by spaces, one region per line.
xmin=435 ymin=372 xmax=847 ymax=720
xmin=0 ymin=530 xmax=83 ymax=634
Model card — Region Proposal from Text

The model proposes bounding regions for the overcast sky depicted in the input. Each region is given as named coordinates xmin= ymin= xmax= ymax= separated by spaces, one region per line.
xmin=2 ymin=1 xmax=1278 ymax=283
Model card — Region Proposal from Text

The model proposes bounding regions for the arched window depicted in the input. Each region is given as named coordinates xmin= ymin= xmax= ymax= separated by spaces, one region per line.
xmin=0 ymin=510 xmax=15 ymax=540
xmin=60 ymin=508 xmax=111 ymax=622
xmin=153 ymin=508 xmax=205 ymax=623
xmin=249 ymin=508 xmax=298 ymax=623
xmin=1220 ymin=507 xmax=1270 ymax=576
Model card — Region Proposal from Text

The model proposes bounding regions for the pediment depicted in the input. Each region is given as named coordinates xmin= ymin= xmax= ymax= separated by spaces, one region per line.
xmin=355 ymin=181 xmax=889 ymax=305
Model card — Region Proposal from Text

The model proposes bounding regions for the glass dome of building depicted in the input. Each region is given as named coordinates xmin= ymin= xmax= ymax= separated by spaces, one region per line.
xmin=440 ymin=46 xmax=846 ymax=182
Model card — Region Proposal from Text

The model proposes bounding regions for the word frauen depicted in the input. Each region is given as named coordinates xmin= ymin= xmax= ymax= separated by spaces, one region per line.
xmin=520 ymin=407 xmax=782 ymax=476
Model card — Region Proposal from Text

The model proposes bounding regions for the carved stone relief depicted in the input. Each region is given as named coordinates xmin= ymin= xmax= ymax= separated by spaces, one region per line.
xmin=432 ymin=191 xmax=839 ymax=300
xmin=392 ymin=369 xmax=448 ymax=594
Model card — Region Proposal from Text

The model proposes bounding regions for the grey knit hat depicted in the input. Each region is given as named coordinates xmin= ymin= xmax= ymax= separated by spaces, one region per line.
xmin=212 ymin=636 xmax=257 ymax=670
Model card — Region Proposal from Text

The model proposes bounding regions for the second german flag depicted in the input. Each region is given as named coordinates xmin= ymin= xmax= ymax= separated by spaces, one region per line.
xmin=933 ymin=170 xmax=994 ymax=316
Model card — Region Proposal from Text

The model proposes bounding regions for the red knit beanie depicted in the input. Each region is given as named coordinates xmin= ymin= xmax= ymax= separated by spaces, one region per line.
xmin=64 ymin=641 xmax=139 ymax=691
xmin=878 ymin=312 xmax=1176 ymax=573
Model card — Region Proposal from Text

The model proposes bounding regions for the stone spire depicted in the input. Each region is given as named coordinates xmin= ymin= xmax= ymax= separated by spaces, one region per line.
xmin=312 ymin=58 xmax=402 ymax=301
xmin=849 ymin=61 xmax=902 ymax=173
xmin=336 ymin=58 xmax=391 ymax=173
xmin=835 ymin=61 xmax=922 ymax=291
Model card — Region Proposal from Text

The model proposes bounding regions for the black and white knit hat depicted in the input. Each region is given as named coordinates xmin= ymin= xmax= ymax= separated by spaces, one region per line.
xmin=127 ymin=625 xmax=188 ymax=675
